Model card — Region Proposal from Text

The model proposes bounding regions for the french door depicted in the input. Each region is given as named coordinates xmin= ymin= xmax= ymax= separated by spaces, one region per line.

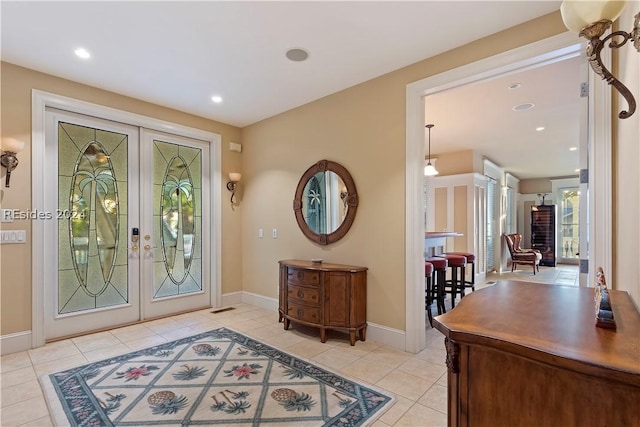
xmin=44 ymin=109 xmax=210 ymax=340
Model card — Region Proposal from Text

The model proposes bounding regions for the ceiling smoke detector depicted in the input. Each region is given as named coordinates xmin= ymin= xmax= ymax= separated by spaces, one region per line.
xmin=285 ymin=48 xmax=309 ymax=62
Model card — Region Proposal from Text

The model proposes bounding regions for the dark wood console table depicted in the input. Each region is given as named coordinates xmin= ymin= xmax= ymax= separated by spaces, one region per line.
xmin=434 ymin=281 xmax=640 ymax=427
xmin=278 ymin=259 xmax=367 ymax=345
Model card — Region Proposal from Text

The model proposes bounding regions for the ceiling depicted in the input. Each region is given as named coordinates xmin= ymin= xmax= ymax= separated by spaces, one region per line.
xmin=425 ymin=54 xmax=584 ymax=180
xmin=2 ymin=1 xmax=581 ymax=180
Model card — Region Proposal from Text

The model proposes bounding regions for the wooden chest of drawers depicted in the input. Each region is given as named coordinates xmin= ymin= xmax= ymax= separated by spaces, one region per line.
xmin=278 ymin=259 xmax=367 ymax=345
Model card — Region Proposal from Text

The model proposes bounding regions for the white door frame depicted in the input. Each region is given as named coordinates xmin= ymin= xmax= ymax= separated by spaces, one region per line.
xmin=404 ymin=31 xmax=612 ymax=353
xmin=31 ymin=90 xmax=222 ymax=347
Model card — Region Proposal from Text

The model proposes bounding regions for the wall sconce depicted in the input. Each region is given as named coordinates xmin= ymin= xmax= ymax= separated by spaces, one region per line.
xmin=424 ymin=124 xmax=439 ymax=176
xmin=1 ymin=138 xmax=26 ymax=188
xmin=561 ymin=0 xmax=640 ymax=119
xmin=226 ymin=172 xmax=241 ymax=209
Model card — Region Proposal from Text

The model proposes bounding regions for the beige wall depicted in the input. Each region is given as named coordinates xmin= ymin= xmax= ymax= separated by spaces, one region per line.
xmin=431 ymin=150 xmax=482 ymax=176
xmin=241 ymin=12 xmax=571 ymax=330
xmin=613 ymin=0 xmax=640 ymax=306
xmin=519 ymin=178 xmax=553 ymax=195
xmin=0 ymin=63 xmax=243 ymax=335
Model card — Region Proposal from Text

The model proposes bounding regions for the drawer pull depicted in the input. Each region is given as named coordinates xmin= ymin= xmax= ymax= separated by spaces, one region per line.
xmin=297 ymin=271 xmax=304 ymax=280
xmin=297 ymin=308 xmax=304 ymax=318
xmin=297 ymin=290 xmax=304 ymax=299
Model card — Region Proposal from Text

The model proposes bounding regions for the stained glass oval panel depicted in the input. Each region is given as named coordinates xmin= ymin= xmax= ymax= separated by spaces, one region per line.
xmin=161 ymin=156 xmax=195 ymax=284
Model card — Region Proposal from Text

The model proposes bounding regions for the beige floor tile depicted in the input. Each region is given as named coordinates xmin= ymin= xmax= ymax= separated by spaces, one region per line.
xmin=18 ymin=415 xmax=53 ymax=426
xmin=124 ymin=334 xmax=168 ymax=351
xmin=378 ymin=394 xmax=414 ymax=426
xmin=207 ymin=312 xmax=249 ymax=325
xmin=0 ymin=380 xmax=43 ymax=408
xmin=395 ymin=357 xmax=447 ymax=382
xmin=394 ymin=402 xmax=448 ymax=426
xmin=110 ymin=323 xmax=157 ymax=342
xmin=375 ymin=370 xmax=437 ymax=401
xmin=363 ymin=346 xmax=412 ymax=368
xmin=171 ymin=311 xmax=216 ymax=326
xmin=414 ymin=346 xmax=446 ymax=365
xmin=247 ymin=324 xmax=288 ymax=340
xmin=72 ymin=331 xmax=121 ymax=353
xmin=253 ymin=313 xmax=280 ymax=325
xmin=425 ymin=333 xmax=446 ymax=350
xmin=0 ymin=351 xmax=32 ymax=373
xmin=157 ymin=326 xmax=197 ymax=341
xmin=82 ymin=343 xmax=131 ymax=362
xmin=418 ymin=383 xmax=448 ymax=414
xmin=311 ymin=348 xmax=360 ymax=371
xmin=143 ymin=318 xmax=185 ymax=335
xmin=0 ymin=396 xmax=50 ymax=426
xmin=187 ymin=320 xmax=222 ymax=334
xmin=0 ymin=366 xmax=37 ymax=389
xmin=239 ymin=308 xmax=275 ymax=320
xmin=437 ymin=372 xmax=447 ymax=387
xmin=285 ymin=340 xmax=339 ymax=359
xmin=27 ymin=340 xmax=80 ymax=365
xmin=33 ymin=354 xmax=88 ymax=377
xmin=370 ymin=420 xmax=391 ymax=427
xmin=229 ymin=319 xmax=268 ymax=333
xmin=340 ymin=359 xmax=395 ymax=384
xmin=262 ymin=331 xmax=308 ymax=348
xmin=334 ymin=338 xmax=382 ymax=354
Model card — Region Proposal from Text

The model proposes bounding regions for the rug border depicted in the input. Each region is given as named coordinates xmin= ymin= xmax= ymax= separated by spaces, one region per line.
xmin=38 ymin=326 xmax=396 ymax=427
xmin=40 ymin=371 xmax=73 ymax=427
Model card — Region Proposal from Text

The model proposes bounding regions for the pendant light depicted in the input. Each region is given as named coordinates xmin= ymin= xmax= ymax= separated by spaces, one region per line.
xmin=424 ymin=124 xmax=439 ymax=176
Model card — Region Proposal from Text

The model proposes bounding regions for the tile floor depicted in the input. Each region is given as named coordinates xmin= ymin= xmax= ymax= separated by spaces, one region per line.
xmin=1 ymin=264 xmax=579 ymax=426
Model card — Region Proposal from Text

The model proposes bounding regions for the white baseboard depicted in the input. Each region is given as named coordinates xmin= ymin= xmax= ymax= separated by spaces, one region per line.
xmin=0 ymin=330 xmax=32 ymax=355
xmin=366 ymin=322 xmax=406 ymax=351
xmin=220 ymin=291 xmax=243 ymax=307
xmin=241 ymin=291 xmax=279 ymax=311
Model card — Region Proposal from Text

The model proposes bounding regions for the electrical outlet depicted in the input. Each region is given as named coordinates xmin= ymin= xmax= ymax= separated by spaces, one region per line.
xmin=272 ymin=228 xmax=278 ymax=239
xmin=258 ymin=228 xmax=264 ymax=239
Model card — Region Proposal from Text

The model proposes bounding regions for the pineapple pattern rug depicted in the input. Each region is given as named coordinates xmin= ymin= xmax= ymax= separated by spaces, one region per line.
xmin=40 ymin=327 xmax=395 ymax=426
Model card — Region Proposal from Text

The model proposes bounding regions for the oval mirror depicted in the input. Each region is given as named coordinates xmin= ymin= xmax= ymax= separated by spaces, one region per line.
xmin=293 ymin=160 xmax=358 ymax=245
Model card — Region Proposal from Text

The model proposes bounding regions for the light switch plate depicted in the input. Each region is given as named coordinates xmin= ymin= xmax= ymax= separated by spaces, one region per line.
xmin=0 ymin=230 xmax=26 ymax=244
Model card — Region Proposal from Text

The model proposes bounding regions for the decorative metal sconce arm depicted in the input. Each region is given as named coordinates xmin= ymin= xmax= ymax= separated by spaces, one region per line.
xmin=580 ymin=13 xmax=640 ymax=119
xmin=226 ymin=181 xmax=238 ymax=205
xmin=0 ymin=151 xmax=20 ymax=188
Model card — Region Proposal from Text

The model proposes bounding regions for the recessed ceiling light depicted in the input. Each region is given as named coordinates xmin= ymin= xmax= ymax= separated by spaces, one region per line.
xmin=536 ymin=126 xmax=545 ymax=132
xmin=512 ymin=103 xmax=535 ymax=112
xmin=285 ymin=48 xmax=309 ymax=62
xmin=74 ymin=48 xmax=91 ymax=59
xmin=508 ymin=83 xmax=522 ymax=90
xmin=211 ymin=96 xmax=223 ymax=103
xmin=569 ymin=147 xmax=578 ymax=151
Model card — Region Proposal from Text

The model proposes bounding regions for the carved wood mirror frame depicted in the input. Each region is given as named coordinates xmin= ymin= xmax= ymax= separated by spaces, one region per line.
xmin=293 ymin=159 xmax=359 ymax=245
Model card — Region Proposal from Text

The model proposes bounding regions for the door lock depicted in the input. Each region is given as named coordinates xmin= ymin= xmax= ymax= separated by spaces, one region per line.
xmin=131 ymin=228 xmax=140 ymax=252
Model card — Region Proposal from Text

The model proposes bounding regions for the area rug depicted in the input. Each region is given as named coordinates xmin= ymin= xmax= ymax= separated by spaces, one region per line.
xmin=40 ymin=327 xmax=395 ymax=426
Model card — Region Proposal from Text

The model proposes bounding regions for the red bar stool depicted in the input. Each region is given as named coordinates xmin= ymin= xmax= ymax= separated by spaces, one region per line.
xmin=445 ymin=251 xmax=476 ymax=294
xmin=426 ymin=256 xmax=448 ymax=315
xmin=441 ymin=254 xmax=466 ymax=309
xmin=425 ymin=261 xmax=435 ymax=327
